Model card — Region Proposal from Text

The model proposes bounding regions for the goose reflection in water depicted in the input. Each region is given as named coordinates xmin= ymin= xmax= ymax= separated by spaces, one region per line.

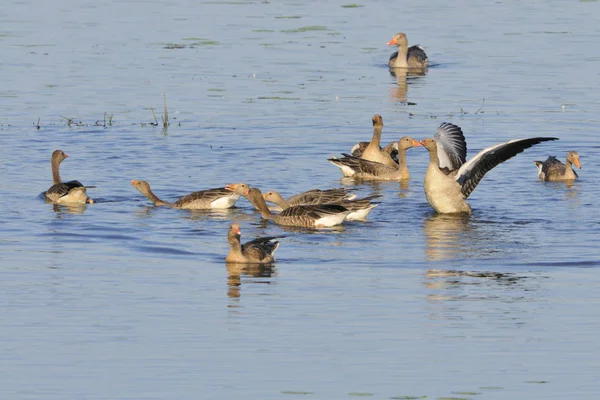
xmin=52 ymin=203 xmax=88 ymax=215
xmin=389 ymin=67 xmax=427 ymax=103
xmin=422 ymin=213 xmax=472 ymax=261
xmin=226 ymin=262 xmax=276 ymax=300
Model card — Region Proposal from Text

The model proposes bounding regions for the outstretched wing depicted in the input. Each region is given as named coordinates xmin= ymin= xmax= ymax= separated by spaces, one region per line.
xmin=456 ymin=137 xmax=558 ymax=198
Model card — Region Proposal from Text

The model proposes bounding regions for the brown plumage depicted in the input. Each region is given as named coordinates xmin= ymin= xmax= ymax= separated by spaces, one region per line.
xmin=228 ymin=186 xmax=351 ymax=228
xmin=359 ymin=115 xmax=398 ymax=168
xmin=387 ymin=32 xmax=428 ymax=70
xmin=329 ymin=137 xmax=422 ymax=180
xmin=534 ymin=151 xmax=581 ymax=181
xmin=131 ymin=180 xmax=244 ymax=209
xmin=226 ymin=223 xmax=280 ymax=264
xmin=45 ymin=150 xmax=94 ymax=205
xmin=263 ymin=190 xmax=380 ymax=221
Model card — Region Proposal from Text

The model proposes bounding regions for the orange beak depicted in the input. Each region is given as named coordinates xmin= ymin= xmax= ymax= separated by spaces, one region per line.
xmin=243 ymin=188 xmax=250 ymax=195
xmin=574 ymin=157 xmax=581 ymax=169
xmin=225 ymin=184 xmax=236 ymax=192
xmin=387 ymin=37 xmax=398 ymax=46
xmin=411 ymin=140 xmax=423 ymax=147
xmin=233 ymin=227 xmax=241 ymax=235
xmin=131 ymin=180 xmax=139 ymax=185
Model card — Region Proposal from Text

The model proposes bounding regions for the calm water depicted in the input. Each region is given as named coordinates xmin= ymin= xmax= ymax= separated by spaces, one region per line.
xmin=1 ymin=0 xmax=600 ymax=398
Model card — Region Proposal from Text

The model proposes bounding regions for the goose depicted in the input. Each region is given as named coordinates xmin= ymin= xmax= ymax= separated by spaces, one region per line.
xmin=350 ymin=141 xmax=398 ymax=162
xmin=262 ymin=190 xmax=380 ymax=221
xmin=131 ymin=180 xmax=245 ymax=209
xmin=261 ymin=188 xmax=356 ymax=208
xmin=228 ymin=186 xmax=351 ymax=228
xmin=45 ymin=150 xmax=94 ymax=204
xmin=226 ymin=223 xmax=280 ymax=264
xmin=387 ymin=32 xmax=428 ymax=70
xmin=421 ymin=123 xmax=558 ymax=214
xmin=329 ymin=136 xmax=422 ymax=180
xmin=359 ymin=115 xmax=398 ymax=168
xmin=534 ymin=151 xmax=581 ymax=181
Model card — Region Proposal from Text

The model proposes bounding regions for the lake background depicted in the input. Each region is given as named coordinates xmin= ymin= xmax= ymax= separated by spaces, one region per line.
xmin=1 ymin=0 xmax=600 ymax=398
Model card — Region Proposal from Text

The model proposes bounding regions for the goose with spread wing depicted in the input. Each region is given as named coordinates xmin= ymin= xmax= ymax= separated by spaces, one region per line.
xmin=227 ymin=186 xmax=351 ymax=228
xmin=534 ymin=151 xmax=581 ymax=181
xmin=226 ymin=223 xmax=281 ymax=264
xmin=387 ymin=32 xmax=428 ymax=70
xmin=421 ymin=123 xmax=558 ymax=214
xmin=45 ymin=150 xmax=94 ymax=205
xmin=131 ymin=180 xmax=245 ymax=209
xmin=329 ymin=136 xmax=422 ymax=180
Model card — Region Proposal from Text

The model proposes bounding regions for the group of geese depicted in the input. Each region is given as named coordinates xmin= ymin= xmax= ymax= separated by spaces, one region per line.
xmin=43 ymin=32 xmax=583 ymax=265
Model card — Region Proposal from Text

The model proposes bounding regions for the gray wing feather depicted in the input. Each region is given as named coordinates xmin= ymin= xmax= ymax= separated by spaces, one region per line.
xmin=434 ymin=123 xmax=467 ymax=172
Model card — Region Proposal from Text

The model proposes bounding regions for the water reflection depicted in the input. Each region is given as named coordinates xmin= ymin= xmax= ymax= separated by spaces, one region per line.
xmin=51 ymin=203 xmax=88 ymax=215
xmin=422 ymin=213 xmax=471 ymax=261
xmin=423 ymin=268 xmax=534 ymax=302
xmin=389 ymin=68 xmax=427 ymax=103
xmin=226 ymin=261 xmax=276 ymax=300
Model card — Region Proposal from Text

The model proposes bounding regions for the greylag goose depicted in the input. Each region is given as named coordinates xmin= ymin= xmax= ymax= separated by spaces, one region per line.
xmin=229 ymin=186 xmax=351 ymax=228
xmin=226 ymin=223 xmax=280 ymax=264
xmin=359 ymin=115 xmax=398 ymax=168
xmin=421 ymin=123 xmax=558 ymax=214
xmin=131 ymin=180 xmax=245 ymax=209
xmin=45 ymin=150 xmax=94 ymax=204
xmin=262 ymin=188 xmax=356 ymax=208
xmin=534 ymin=151 xmax=581 ymax=181
xmin=329 ymin=137 xmax=422 ymax=180
xmin=263 ymin=191 xmax=380 ymax=221
xmin=387 ymin=32 xmax=428 ymax=70
xmin=350 ymin=141 xmax=398 ymax=162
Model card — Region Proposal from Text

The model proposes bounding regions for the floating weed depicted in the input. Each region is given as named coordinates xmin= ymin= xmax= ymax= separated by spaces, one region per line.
xmin=282 ymin=25 xmax=328 ymax=33
xmin=438 ymin=397 xmax=470 ymax=400
xmin=348 ymin=393 xmax=373 ymax=396
xmin=257 ymin=96 xmax=300 ymax=100
xmin=162 ymin=43 xmax=186 ymax=49
xmin=208 ymin=88 xmax=225 ymax=92
xmin=341 ymin=3 xmax=364 ymax=7
xmin=203 ymin=1 xmax=253 ymax=4
xmin=452 ymin=392 xmax=480 ymax=396
xmin=390 ymin=396 xmax=427 ymax=399
xmin=275 ymin=15 xmax=302 ymax=19
xmin=281 ymin=390 xmax=314 ymax=395
xmin=253 ymin=29 xmax=274 ymax=32
xmin=524 ymin=380 xmax=549 ymax=384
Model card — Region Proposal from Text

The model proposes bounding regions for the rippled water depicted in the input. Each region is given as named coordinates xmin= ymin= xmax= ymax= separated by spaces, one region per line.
xmin=1 ymin=0 xmax=600 ymax=398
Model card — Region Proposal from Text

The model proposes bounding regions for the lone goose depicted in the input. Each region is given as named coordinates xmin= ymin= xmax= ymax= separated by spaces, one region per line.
xmin=45 ymin=150 xmax=94 ymax=204
xmin=263 ymin=190 xmax=380 ymax=221
xmin=360 ymin=115 xmax=398 ymax=168
xmin=226 ymin=223 xmax=280 ymax=264
xmin=229 ymin=186 xmax=351 ymax=228
xmin=387 ymin=32 xmax=428 ymax=70
xmin=131 ymin=180 xmax=245 ymax=209
xmin=534 ymin=151 xmax=581 ymax=181
xmin=421 ymin=123 xmax=558 ymax=214
xmin=329 ymin=136 xmax=422 ymax=180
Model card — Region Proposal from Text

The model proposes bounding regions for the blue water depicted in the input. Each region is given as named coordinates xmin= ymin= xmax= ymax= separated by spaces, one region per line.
xmin=1 ymin=0 xmax=600 ymax=398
